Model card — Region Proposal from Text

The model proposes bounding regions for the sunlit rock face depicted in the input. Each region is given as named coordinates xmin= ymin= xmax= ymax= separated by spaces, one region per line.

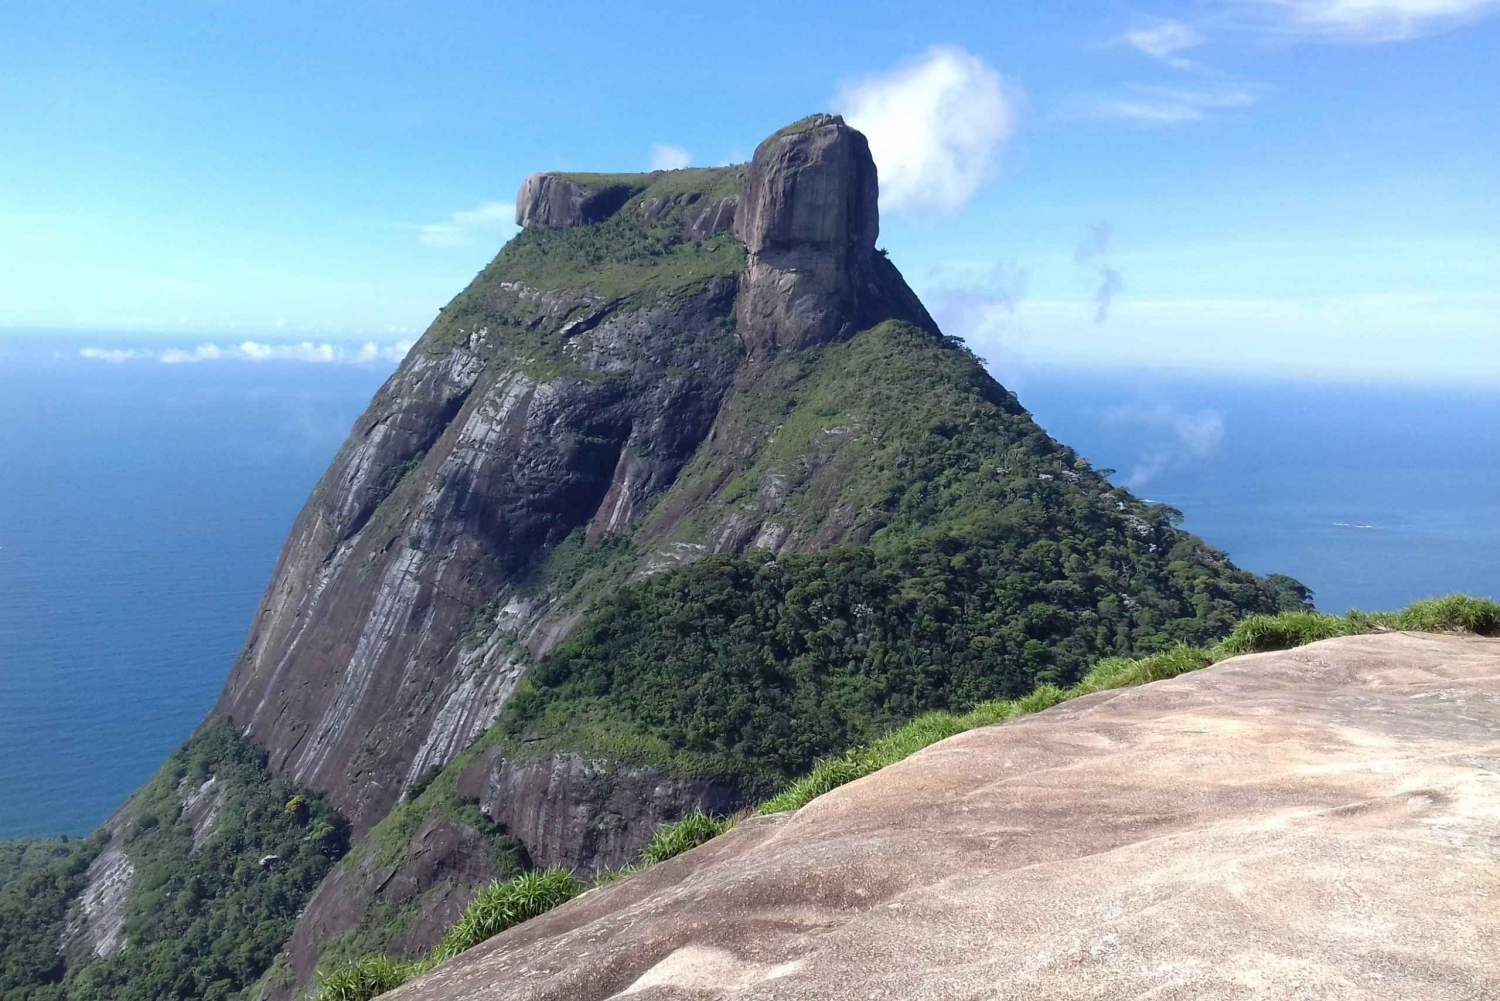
xmin=389 ymin=632 xmax=1500 ymax=1001
xmin=211 ymin=114 xmax=933 ymax=839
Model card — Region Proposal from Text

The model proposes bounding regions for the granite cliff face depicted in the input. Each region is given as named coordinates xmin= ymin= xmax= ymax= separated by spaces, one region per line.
xmin=212 ymin=114 xmax=931 ymax=842
xmin=13 ymin=115 xmax=1310 ymax=1001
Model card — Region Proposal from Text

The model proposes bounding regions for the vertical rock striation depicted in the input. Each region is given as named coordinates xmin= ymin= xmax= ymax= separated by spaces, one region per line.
xmin=211 ymin=117 xmax=933 ymax=840
xmin=734 ymin=113 xmax=934 ymax=355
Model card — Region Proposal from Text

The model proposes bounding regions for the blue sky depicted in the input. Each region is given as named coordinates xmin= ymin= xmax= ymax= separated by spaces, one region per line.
xmin=1 ymin=0 xmax=1496 ymax=384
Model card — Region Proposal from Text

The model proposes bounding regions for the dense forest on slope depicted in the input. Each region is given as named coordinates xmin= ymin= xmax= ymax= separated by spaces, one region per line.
xmin=497 ymin=322 xmax=1310 ymax=792
xmin=0 ymin=722 xmax=347 ymax=1001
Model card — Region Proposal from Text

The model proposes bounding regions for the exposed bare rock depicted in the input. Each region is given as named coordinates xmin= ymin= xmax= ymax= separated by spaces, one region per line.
xmin=271 ymin=814 xmax=517 ymax=1000
xmin=214 ymin=276 xmax=742 ymax=834
xmin=455 ymin=750 xmax=745 ymax=874
xmin=515 ymin=173 xmax=644 ymax=230
xmin=390 ymin=632 xmax=1500 ymax=1001
xmin=180 ymin=775 xmax=225 ymax=850
xmin=733 ymin=114 xmax=932 ymax=355
xmin=59 ymin=843 xmax=133 ymax=967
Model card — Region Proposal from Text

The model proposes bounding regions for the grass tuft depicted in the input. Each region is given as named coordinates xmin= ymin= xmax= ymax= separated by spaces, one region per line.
xmin=639 ymin=811 xmax=731 ymax=865
xmin=434 ymin=869 xmax=582 ymax=962
xmin=1384 ymin=594 xmax=1500 ymax=635
xmin=312 ymin=954 xmax=433 ymax=1001
xmin=1214 ymin=611 xmax=1355 ymax=656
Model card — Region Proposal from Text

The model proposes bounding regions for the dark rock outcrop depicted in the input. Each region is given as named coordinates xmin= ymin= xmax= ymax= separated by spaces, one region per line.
xmin=456 ymin=751 xmax=744 ymax=873
xmin=275 ymin=815 xmax=512 ymax=997
xmin=733 ymin=114 xmax=932 ymax=355
xmin=515 ymin=173 xmax=644 ymax=229
xmin=388 ymin=632 xmax=1500 ymax=1001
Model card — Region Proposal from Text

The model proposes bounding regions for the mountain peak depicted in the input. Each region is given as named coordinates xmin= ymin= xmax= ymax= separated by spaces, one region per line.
xmin=733 ymin=114 xmax=894 ymax=355
xmin=734 ymin=113 xmax=878 ymax=256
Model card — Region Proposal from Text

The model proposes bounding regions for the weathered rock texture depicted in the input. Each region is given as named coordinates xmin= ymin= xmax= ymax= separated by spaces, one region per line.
xmin=213 ymin=273 xmax=745 ymax=833
xmin=515 ymin=173 xmax=642 ymax=230
xmin=212 ymin=116 xmax=935 ymax=844
xmin=734 ymin=114 xmax=932 ymax=355
xmin=58 ymin=839 xmax=132 ymax=968
xmin=455 ymin=751 xmax=743 ymax=872
xmin=391 ymin=631 xmax=1500 ymax=1001
xmin=279 ymin=813 xmax=515 ymax=992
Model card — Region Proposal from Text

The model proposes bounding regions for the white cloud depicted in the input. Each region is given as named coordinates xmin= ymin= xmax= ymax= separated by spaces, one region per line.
xmin=78 ymin=347 xmax=155 ymax=363
xmin=1121 ymin=20 xmax=1206 ymax=67
xmin=1105 ymin=403 xmax=1227 ymax=488
xmin=1232 ymin=0 xmax=1500 ymax=42
xmin=835 ymin=46 xmax=1019 ymax=213
xmin=416 ymin=201 xmax=517 ymax=249
xmin=649 ymin=144 xmax=693 ymax=171
xmin=77 ymin=340 xmax=415 ymax=366
xmin=1068 ymin=84 xmax=1262 ymax=124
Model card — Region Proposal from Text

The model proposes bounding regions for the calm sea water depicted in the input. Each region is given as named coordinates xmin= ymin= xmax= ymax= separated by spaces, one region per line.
xmin=0 ymin=341 xmax=1495 ymax=839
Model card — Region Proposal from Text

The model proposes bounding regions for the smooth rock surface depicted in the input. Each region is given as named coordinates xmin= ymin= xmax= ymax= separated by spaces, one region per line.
xmin=733 ymin=114 xmax=930 ymax=354
xmin=392 ymin=632 xmax=1500 ymax=1000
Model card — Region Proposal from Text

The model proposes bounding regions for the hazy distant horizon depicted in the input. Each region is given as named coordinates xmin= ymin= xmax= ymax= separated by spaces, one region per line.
xmin=1 ymin=349 xmax=1494 ymax=839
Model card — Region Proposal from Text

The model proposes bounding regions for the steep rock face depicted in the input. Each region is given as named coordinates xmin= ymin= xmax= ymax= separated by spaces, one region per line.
xmin=213 ymin=120 xmax=929 ymax=838
xmin=455 ymin=751 xmax=743 ymax=872
xmin=390 ymin=632 xmax=1500 ymax=1001
xmin=274 ymin=814 xmax=518 ymax=998
xmin=515 ymin=173 xmax=641 ymax=229
xmin=58 ymin=839 xmax=131 ymax=968
xmin=215 ymin=265 xmax=743 ymax=832
xmin=733 ymin=114 xmax=932 ymax=355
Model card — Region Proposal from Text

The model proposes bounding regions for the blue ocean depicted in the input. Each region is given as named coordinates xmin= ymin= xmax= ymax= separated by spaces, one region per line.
xmin=1 ymin=339 xmax=1495 ymax=839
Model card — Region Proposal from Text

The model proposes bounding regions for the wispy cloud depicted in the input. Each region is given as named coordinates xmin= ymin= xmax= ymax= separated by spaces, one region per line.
xmin=1120 ymin=19 xmax=1206 ymax=68
xmin=835 ymin=46 xmax=1020 ymax=213
xmin=1229 ymin=0 xmax=1500 ymax=43
xmin=415 ymin=201 xmax=517 ymax=249
xmin=1075 ymin=223 xmax=1123 ymax=323
xmin=1106 ymin=403 xmax=1226 ymax=488
xmin=1068 ymin=83 xmax=1263 ymax=124
xmin=78 ymin=340 xmax=414 ymax=365
xmin=649 ymin=144 xmax=692 ymax=171
xmin=929 ymin=262 xmax=1030 ymax=357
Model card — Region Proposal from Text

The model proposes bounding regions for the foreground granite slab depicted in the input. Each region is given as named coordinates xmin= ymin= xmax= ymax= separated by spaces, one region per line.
xmin=393 ymin=632 xmax=1500 ymax=1000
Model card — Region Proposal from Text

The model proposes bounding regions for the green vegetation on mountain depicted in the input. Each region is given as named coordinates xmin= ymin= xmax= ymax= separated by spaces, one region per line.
xmin=428 ymin=165 xmax=746 ymax=362
xmin=496 ymin=322 xmax=1310 ymax=794
xmin=0 ymin=838 xmax=82 ymax=896
xmin=313 ymin=596 xmax=1500 ymax=1001
xmin=0 ymin=721 xmax=349 ymax=1001
xmin=0 ymin=836 xmax=102 ymax=1001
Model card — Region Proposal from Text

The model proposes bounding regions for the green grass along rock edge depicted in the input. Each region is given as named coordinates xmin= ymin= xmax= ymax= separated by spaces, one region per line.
xmin=309 ymin=593 xmax=1499 ymax=1001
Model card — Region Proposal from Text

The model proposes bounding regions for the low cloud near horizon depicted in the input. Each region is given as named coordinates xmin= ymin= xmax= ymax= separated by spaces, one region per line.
xmin=1105 ymin=402 xmax=1226 ymax=488
xmin=77 ymin=340 xmax=414 ymax=366
xmin=649 ymin=144 xmax=693 ymax=171
xmin=835 ymin=46 xmax=1018 ymax=214
xmin=416 ymin=202 xmax=517 ymax=249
